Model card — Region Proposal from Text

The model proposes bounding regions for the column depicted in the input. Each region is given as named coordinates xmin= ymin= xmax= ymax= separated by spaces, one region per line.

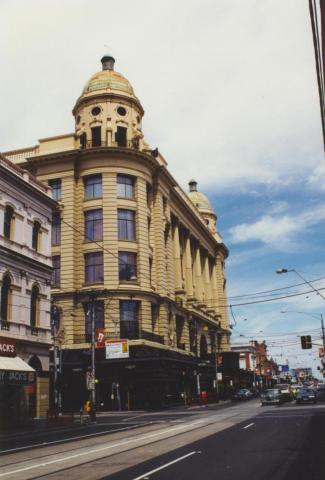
xmin=172 ymin=220 xmax=183 ymax=292
xmin=184 ymin=234 xmax=194 ymax=298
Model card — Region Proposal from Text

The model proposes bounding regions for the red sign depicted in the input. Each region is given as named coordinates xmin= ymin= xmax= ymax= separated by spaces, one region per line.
xmin=0 ymin=338 xmax=16 ymax=356
xmin=319 ymin=347 xmax=324 ymax=358
xmin=96 ymin=328 xmax=105 ymax=348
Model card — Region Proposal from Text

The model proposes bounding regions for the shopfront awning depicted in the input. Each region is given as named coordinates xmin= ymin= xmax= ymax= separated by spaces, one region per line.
xmin=0 ymin=356 xmax=35 ymax=372
xmin=0 ymin=356 xmax=35 ymax=385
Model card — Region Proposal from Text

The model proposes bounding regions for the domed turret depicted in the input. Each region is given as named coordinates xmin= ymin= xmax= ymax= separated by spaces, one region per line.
xmin=73 ymin=55 xmax=145 ymax=150
xmin=187 ymin=180 xmax=221 ymax=240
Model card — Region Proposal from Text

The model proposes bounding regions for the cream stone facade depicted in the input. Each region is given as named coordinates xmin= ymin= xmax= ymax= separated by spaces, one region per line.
xmin=0 ymin=155 xmax=56 ymax=425
xmin=4 ymin=55 xmax=230 ymax=410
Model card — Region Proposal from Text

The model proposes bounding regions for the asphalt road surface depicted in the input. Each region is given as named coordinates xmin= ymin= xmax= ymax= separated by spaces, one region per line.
xmin=0 ymin=400 xmax=324 ymax=480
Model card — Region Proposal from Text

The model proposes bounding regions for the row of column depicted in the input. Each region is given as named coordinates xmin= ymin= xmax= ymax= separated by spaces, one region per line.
xmin=172 ymin=220 xmax=224 ymax=315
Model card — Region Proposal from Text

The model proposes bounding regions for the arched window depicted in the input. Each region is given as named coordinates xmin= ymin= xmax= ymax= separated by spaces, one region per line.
xmin=32 ymin=221 xmax=41 ymax=251
xmin=28 ymin=355 xmax=42 ymax=372
xmin=30 ymin=285 xmax=40 ymax=330
xmin=4 ymin=206 xmax=14 ymax=239
xmin=0 ymin=274 xmax=11 ymax=327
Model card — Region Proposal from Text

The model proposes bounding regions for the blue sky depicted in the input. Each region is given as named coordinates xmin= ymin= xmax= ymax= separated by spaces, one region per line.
xmin=1 ymin=0 xmax=325 ymax=375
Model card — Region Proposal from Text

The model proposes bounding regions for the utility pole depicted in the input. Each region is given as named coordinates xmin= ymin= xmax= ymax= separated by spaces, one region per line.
xmin=321 ymin=314 xmax=325 ymax=350
xmin=90 ymin=294 xmax=96 ymax=413
xmin=51 ymin=303 xmax=59 ymax=415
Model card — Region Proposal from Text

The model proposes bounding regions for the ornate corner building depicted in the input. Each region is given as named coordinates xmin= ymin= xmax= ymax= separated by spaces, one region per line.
xmin=4 ymin=55 xmax=231 ymax=410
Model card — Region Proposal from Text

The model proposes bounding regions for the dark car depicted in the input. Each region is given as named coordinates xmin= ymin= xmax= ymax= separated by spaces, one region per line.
xmin=296 ymin=388 xmax=317 ymax=404
xmin=232 ymin=389 xmax=253 ymax=401
xmin=260 ymin=388 xmax=283 ymax=406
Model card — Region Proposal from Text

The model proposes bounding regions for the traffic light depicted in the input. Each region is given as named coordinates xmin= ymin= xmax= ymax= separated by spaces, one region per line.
xmin=300 ymin=335 xmax=312 ymax=349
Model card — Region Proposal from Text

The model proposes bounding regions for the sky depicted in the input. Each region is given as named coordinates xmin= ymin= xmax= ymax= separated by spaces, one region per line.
xmin=1 ymin=0 xmax=325 ymax=377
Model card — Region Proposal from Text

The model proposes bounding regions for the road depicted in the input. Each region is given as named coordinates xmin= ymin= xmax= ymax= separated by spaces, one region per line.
xmin=0 ymin=400 xmax=324 ymax=479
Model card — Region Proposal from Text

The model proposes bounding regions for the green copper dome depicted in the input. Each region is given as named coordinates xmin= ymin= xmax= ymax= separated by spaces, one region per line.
xmin=187 ymin=180 xmax=213 ymax=210
xmin=82 ymin=70 xmax=135 ymax=96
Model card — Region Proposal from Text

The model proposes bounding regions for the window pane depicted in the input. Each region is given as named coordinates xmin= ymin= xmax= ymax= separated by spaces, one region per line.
xmin=48 ymin=179 xmax=61 ymax=201
xmin=85 ymin=209 xmax=103 ymax=241
xmin=118 ymin=209 xmax=135 ymax=240
xmin=120 ymin=300 xmax=139 ymax=339
xmin=52 ymin=255 xmax=60 ymax=286
xmin=119 ymin=252 xmax=137 ymax=280
xmin=52 ymin=213 xmax=61 ymax=246
xmin=117 ymin=175 xmax=134 ymax=199
xmin=85 ymin=252 xmax=103 ymax=283
xmin=84 ymin=175 xmax=102 ymax=199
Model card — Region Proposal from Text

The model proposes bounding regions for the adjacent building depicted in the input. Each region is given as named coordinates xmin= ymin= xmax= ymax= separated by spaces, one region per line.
xmin=0 ymin=155 xmax=56 ymax=426
xmin=4 ymin=54 xmax=231 ymax=410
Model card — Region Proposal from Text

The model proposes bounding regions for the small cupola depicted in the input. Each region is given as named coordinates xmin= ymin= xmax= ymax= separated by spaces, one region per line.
xmin=189 ymin=179 xmax=198 ymax=192
xmin=101 ymin=54 xmax=115 ymax=71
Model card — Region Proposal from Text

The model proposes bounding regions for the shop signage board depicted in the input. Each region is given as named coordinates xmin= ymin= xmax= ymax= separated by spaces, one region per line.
xmin=0 ymin=370 xmax=35 ymax=385
xmin=0 ymin=338 xmax=16 ymax=356
xmin=96 ymin=328 xmax=105 ymax=348
xmin=105 ymin=340 xmax=129 ymax=359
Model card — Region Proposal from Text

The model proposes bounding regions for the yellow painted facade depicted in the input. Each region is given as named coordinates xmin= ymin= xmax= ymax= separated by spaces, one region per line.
xmin=4 ymin=55 xmax=231 ymax=408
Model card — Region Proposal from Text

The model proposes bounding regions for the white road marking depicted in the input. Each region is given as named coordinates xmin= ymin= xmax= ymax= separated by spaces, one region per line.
xmin=243 ymin=423 xmax=255 ymax=429
xmin=132 ymin=451 xmax=198 ymax=480
xmin=0 ymin=420 xmax=205 ymax=477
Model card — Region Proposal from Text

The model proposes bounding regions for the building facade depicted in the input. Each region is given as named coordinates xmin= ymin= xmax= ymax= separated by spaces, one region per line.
xmin=0 ymin=155 xmax=56 ymax=426
xmin=4 ymin=55 xmax=231 ymax=410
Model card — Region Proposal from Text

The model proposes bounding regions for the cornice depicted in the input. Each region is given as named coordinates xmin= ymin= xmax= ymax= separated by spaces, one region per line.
xmin=73 ymin=91 xmax=144 ymax=116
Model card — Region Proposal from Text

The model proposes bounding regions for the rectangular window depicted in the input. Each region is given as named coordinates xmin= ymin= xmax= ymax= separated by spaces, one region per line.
xmin=52 ymin=212 xmax=61 ymax=246
xmin=115 ymin=126 xmax=127 ymax=147
xmin=32 ymin=221 xmax=41 ymax=251
xmin=52 ymin=255 xmax=61 ymax=287
xmin=84 ymin=301 xmax=104 ymax=342
xmin=91 ymin=126 xmax=101 ymax=147
xmin=85 ymin=252 xmax=104 ymax=283
xmin=80 ymin=132 xmax=87 ymax=149
xmin=85 ymin=209 xmax=103 ymax=241
xmin=117 ymin=175 xmax=134 ymax=199
xmin=118 ymin=209 xmax=135 ymax=241
xmin=119 ymin=252 xmax=137 ymax=281
xmin=120 ymin=300 xmax=139 ymax=339
xmin=84 ymin=175 xmax=102 ymax=199
xmin=48 ymin=179 xmax=61 ymax=201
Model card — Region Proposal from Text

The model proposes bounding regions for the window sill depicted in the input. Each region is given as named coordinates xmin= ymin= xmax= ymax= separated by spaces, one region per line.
xmin=82 ymin=282 xmax=104 ymax=287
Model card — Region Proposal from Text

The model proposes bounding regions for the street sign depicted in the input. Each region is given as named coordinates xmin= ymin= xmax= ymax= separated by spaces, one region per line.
xmin=105 ymin=340 xmax=129 ymax=359
xmin=217 ymin=372 xmax=222 ymax=381
xmin=86 ymin=371 xmax=95 ymax=391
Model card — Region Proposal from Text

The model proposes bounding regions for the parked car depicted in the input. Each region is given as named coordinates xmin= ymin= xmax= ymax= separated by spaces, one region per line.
xmin=278 ymin=384 xmax=294 ymax=402
xmin=232 ymin=389 xmax=253 ymax=401
xmin=260 ymin=388 xmax=283 ymax=406
xmin=296 ymin=388 xmax=317 ymax=404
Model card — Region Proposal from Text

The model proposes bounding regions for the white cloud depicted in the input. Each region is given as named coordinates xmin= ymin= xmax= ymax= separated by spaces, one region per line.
xmin=307 ymin=164 xmax=325 ymax=191
xmin=229 ymin=204 xmax=325 ymax=249
xmin=0 ymin=0 xmax=323 ymax=192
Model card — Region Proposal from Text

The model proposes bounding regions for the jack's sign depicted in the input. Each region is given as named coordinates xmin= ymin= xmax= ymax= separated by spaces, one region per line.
xmin=0 ymin=338 xmax=16 ymax=356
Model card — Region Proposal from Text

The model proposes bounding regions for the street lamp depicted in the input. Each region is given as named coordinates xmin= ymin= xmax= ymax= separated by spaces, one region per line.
xmin=276 ymin=268 xmax=325 ymax=301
